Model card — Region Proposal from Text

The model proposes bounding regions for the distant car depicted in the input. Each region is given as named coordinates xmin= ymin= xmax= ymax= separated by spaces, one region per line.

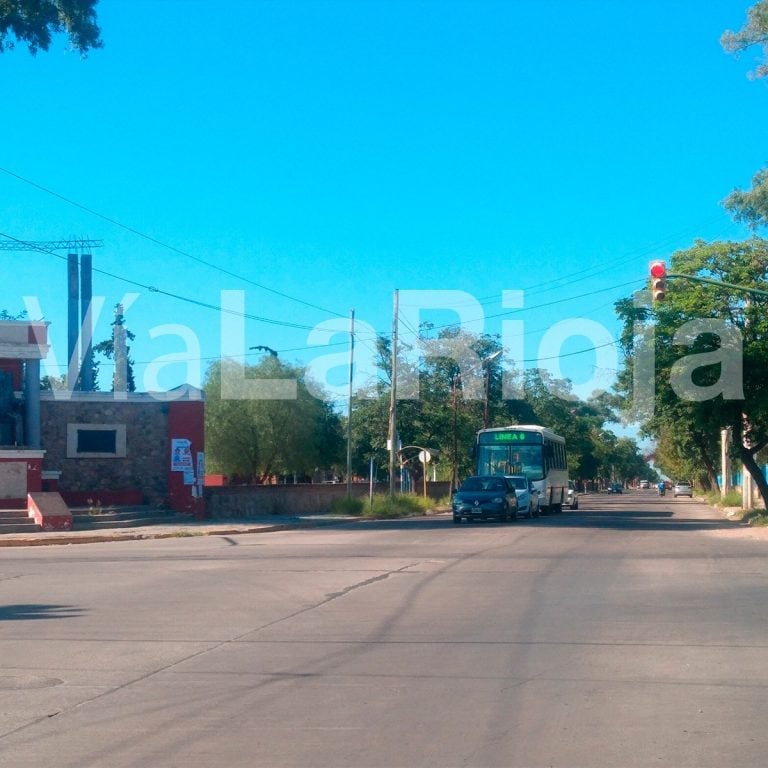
xmin=673 ymin=481 xmax=693 ymax=498
xmin=639 ymin=480 xmax=649 ymax=489
xmin=566 ymin=480 xmax=579 ymax=510
xmin=452 ymin=476 xmax=519 ymax=524
xmin=505 ymin=474 xmax=540 ymax=518
xmin=609 ymin=482 xmax=623 ymax=494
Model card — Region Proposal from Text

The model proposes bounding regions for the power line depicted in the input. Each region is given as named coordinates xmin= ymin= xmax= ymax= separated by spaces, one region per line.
xmin=0 ymin=231 xmax=320 ymax=331
xmin=427 ymin=210 xmax=733 ymax=310
xmin=393 ymin=278 xmax=645 ymax=347
xmin=0 ymin=166 xmax=347 ymax=318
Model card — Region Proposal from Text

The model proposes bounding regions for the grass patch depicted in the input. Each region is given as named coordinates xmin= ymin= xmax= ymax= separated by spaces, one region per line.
xmin=699 ymin=489 xmax=768 ymax=524
xmin=700 ymin=489 xmax=743 ymax=508
xmin=331 ymin=493 xmax=449 ymax=519
xmin=330 ymin=496 xmax=366 ymax=516
xmin=361 ymin=493 xmax=433 ymax=519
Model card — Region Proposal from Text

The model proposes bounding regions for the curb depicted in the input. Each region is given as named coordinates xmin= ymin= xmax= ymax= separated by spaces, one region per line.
xmin=0 ymin=509 xmax=449 ymax=547
xmin=0 ymin=520 xmax=325 ymax=547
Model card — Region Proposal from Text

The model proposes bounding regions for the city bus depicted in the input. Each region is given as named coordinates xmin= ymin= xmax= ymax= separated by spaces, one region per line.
xmin=474 ymin=425 xmax=568 ymax=513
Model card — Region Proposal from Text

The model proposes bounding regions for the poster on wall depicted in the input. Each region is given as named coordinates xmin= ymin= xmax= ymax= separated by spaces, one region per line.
xmin=171 ymin=438 xmax=193 ymax=472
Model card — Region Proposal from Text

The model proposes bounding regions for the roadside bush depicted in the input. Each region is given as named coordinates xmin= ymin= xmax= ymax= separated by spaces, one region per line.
xmin=742 ymin=509 xmax=768 ymax=526
xmin=330 ymin=496 xmax=365 ymax=516
xmin=719 ymin=490 xmax=743 ymax=507
xmin=362 ymin=493 xmax=432 ymax=519
xmin=701 ymin=489 xmax=742 ymax=508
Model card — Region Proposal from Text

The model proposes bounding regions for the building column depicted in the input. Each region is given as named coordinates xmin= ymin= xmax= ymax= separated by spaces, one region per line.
xmin=24 ymin=358 xmax=41 ymax=449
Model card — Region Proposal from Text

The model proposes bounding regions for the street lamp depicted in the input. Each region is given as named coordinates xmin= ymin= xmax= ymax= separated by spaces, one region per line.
xmin=249 ymin=345 xmax=278 ymax=357
xmin=451 ymin=350 xmax=502 ymax=491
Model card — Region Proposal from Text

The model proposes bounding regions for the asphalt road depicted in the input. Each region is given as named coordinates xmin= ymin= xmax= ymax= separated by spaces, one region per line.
xmin=1 ymin=491 xmax=767 ymax=767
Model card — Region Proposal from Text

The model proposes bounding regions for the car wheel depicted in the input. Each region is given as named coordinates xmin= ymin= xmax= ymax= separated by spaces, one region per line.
xmin=453 ymin=516 xmax=462 ymax=524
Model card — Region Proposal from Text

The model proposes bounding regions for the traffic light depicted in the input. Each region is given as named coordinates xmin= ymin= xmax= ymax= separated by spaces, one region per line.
xmin=649 ymin=260 xmax=667 ymax=303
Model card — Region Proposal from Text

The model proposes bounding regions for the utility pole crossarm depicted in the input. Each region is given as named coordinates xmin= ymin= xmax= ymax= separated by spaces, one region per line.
xmin=0 ymin=239 xmax=104 ymax=251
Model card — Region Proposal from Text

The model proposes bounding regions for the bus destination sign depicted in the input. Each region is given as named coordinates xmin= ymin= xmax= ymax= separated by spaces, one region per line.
xmin=479 ymin=431 xmax=542 ymax=444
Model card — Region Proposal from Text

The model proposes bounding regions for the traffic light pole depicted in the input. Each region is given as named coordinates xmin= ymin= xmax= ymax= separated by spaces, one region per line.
xmin=666 ymin=273 xmax=768 ymax=299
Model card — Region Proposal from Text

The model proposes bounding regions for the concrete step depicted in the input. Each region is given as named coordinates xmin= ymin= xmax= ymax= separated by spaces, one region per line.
xmin=0 ymin=509 xmax=30 ymax=520
xmin=0 ymin=507 xmax=43 ymax=533
xmin=71 ymin=506 xmax=188 ymax=530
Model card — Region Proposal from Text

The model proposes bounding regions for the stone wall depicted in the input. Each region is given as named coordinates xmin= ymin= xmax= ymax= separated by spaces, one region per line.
xmin=40 ymin=398 xmax=169 ymax=505
xmin=206 ymin=481 xmax=452 ymax=518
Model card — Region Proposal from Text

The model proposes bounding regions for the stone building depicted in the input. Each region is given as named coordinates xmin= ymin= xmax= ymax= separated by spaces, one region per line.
xmin=0 ymin=319 xmax=204 ymax=520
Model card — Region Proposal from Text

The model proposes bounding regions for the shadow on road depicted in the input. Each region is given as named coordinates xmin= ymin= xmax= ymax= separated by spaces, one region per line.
xmin=0 ymin=604 xmax=85 ymax=621
xmin=338 ymin=494 xmax=743 ymax=533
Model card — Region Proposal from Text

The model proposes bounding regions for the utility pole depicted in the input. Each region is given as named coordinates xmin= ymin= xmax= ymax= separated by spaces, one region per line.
xmin=451 ymin=372 xmax=459 ymax=492
xmin=388 ymin=290 xmax=399 ymax=497
xmin=452 ymin=350 xmax=501 ymax=490
xmin=346 ymin=309 xmax=355 ymax=497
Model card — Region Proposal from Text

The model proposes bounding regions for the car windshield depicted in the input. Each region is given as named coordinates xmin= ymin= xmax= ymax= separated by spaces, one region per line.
xmin=475 ymin=444 xmax=545 ymax=480
xmin=460 ymin=477 xmax=505 ymax=492
xmin=508 ymin=477 xmax=527 ymax=489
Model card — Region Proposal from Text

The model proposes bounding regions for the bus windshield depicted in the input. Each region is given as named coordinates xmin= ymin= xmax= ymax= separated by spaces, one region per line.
xmin=476 ymin=444 xmax=544 ymax=480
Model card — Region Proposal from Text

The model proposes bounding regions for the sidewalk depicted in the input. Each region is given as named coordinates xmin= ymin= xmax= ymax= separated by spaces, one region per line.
xmin=0 ymin=514 xmax=360 ymax=547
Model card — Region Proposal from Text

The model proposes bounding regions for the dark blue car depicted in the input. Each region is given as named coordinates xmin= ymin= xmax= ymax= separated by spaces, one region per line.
xmin=452 ymin=475 xmax=519 ymax=524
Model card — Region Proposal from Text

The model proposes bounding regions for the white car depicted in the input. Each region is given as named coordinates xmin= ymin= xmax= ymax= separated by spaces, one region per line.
xmin=505 ymin=475 xmax=540 ymax=518
xmin=673 ymin=481 xmax=693 ymax=498
xmin=566 ymin=480 xmax=579 ymax=510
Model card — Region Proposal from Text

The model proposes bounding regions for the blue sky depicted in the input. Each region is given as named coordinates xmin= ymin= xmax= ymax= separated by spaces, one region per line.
xmin=1 ymin=0 xmax=766 ymax=406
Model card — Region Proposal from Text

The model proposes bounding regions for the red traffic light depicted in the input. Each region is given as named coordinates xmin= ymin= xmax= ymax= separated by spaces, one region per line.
xmin=649 ymin=260 xmax=667 ymax=302
xmin=650 ymin=261 xmax=666 ymax=278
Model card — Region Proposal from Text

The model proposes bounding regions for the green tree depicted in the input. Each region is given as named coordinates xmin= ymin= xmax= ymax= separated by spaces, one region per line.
xmin=615 ymin=238 xmax=768 ymax=503
xmin=349 ymin=329 xmax=508 ymax=486
xmin=721 ymin=3 xmax=768 ymax=231
xmin=92 ymin=304 xmax=136 ymax=392
xmin=40 ymin=374 xmax=67 ymax=391
xmin=0 ymin=0 xmax=102 ymax=55
xmin=349 ymin=327 xmax=639 ymax=489
xmin=723 ymin=167 xmax=768 ymax=231
xmin=204 ymin=357 xmax=344 ymax=483
xmin=608 ymin=436 xmax=654 ymax=484
xmin=721 ymin=0 xmax=768 ymax=79
xmin=0 ymin=309 xmax=27 ymax=320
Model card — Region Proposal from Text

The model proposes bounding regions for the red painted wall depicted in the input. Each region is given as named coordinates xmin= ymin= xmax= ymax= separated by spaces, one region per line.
xmin=0 ymin=359 xmax=23 ymax=390
xmin=167 ymin=401 xmax=205 ymax=517
xmin=26 ymin=456 xmax=42 ymax=492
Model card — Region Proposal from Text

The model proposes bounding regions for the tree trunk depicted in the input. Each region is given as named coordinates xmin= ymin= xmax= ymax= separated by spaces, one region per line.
xmin=740 ymin=444 xmax=768 ymax=510
xmin=694 ymin=433 xmax=718 ymax=493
